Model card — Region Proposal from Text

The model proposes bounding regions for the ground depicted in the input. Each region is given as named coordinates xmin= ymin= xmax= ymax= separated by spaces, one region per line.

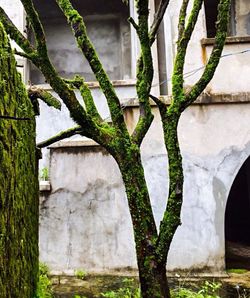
xmin=51 ymin=272 xmax=250 ymax=297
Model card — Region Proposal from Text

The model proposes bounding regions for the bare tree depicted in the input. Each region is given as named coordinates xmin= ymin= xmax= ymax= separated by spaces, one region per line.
xmin=0 ymin=0 xmax=231 ymax=297
xmin=0 ymin=22 xmax=38 ymax=297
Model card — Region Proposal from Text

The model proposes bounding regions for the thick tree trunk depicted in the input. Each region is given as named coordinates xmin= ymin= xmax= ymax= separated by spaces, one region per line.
xmin=137 ymin=261 xmax=170 ymax=298
xmin=0 ymin=23 xmax=39 ymax=297
xmin=115 ymin=146 xmax=171 ymax=298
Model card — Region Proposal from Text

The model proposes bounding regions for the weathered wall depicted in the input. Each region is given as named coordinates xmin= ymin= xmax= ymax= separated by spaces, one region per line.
xmin=39 ymin=100 xmax=250 ymax=274
xmin=30 ymin=0 xmax=131 ymax=83
xmin=235 ymin=0 xmax=250 ymax=36
xmin=2 ymin=0 xmax=250 ymax=275
xmin=163 ymin=0 xmax=250 ymax=94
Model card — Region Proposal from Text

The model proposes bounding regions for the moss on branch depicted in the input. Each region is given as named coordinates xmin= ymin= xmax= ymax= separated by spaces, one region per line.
xmin=28 ymin=86 xmax=62 ymax=110
xmin=37 ymin=126 xmax=82 ymax=148
xmin=183 ymin=0 xmax=231 ymax=108
xmin=0 ymin=7 xmax=35 ymax=55
xmin=132 ymin=1 xmax=154 ymax=146
xmin=56 ymin=0 xmax=128 ymax=135
xmin=177 ymin=0 xmax=190 ymax=41
xmin=171 ymin=0 xmax=203 ymax=110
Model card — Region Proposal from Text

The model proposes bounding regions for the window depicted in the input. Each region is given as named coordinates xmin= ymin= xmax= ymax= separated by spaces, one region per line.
xmin=204 ymin=0 xmax=250 ymax=38
xmin=154 ymin=0 xmax=168 ymax=95
xmin=30 ymin=0 xmax=131 ymax=84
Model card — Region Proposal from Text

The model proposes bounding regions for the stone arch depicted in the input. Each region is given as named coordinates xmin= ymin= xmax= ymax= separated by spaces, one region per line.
xmin=225 ymin=156 xmax=250 ymax=269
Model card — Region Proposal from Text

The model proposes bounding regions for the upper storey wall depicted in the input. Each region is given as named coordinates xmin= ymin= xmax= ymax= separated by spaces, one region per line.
xmin=163 ymin=0 xmax=250 ymax=96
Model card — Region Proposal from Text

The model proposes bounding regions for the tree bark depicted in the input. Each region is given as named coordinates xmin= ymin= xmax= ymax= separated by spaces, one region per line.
xmin=116 ymin=146 xmax=171 ymax=298
xmin=0 ymin=23 xmax=39 ymax=297
xmin=156 ymin=111 xmax=184 ymax=265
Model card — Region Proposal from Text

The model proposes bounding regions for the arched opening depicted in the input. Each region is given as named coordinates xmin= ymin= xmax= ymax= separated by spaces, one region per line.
xmin=225 ymin=156 xmax=250 ymax=269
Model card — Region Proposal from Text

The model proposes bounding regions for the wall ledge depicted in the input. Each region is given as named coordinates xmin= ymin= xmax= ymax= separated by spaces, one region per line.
xmin=201 ymin=36 xmax=250 ymax=46
xmin=48 ymin=139 xmax=100 ymax=149
xmin=27 ymin=79 xmax=136 ymax=91
xmin=40 ymin=180 xmax=51 ymax=192
xmin=123 ymin=92 xmax=250 ymax=107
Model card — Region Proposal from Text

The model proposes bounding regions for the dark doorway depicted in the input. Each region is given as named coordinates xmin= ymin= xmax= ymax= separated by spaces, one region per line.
xmin=225 ymin=156 xmax=250 ymax=269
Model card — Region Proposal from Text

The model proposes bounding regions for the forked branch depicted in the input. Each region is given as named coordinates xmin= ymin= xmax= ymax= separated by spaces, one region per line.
xmin=183 ymin=0 xmax=231 ymax=109
xmin=170 ymin=0 xmax=203 ymax=110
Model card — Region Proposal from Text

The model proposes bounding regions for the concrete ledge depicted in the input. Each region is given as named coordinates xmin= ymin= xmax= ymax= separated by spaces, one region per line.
xmin=123 ymin=92 xmax=250 ymax=107
xmin=201 ymin=36 xmax=250 ymax=46
xmin=29 ymin=79 xmax=136 ymax=91
xmin=48 ymin=139 xmax=100 ymax=149
xmin=195 ymin=92 xmax=250 ymax=104
xmin=39 ymin=180 xmax=51 ymax=192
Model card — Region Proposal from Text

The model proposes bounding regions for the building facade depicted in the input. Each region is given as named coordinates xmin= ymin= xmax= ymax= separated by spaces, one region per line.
xmin=1 ymin=0 xmax=250 ymax=274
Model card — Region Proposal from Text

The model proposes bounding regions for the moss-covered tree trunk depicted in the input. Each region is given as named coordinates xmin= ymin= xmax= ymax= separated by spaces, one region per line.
xmin=0 ymin=23 xmax=39 ymax=297
xmin=115 ymin=146 xmax=170 ymax=298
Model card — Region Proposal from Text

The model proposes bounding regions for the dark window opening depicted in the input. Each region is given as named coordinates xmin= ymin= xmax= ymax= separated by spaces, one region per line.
xmin=154 ymin=0 xmax=168 ymax=95
xmin=225 ymin=156 xmax=250 ymax=269
xmin=204 ymin=0 xmax=250 ymax=38
xmin=30 ymin=0 xmax=131 ymax=84
xmin=204 ymin=0 xmax=220 ymax=38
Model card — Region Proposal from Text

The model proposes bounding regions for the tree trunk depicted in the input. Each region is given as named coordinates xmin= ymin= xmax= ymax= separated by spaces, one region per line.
xmin=0 ymin=23 xmax=39 ymax=297
xmin=115 ymin=145 xmax=171 ymax=298
xmin=137 ymin=261 xmax=170 ymax=298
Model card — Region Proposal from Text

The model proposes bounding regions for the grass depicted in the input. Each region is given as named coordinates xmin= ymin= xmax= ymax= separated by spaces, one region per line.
xmin=35 ymin=263 xmax=53 ymax=298
xmin=227 ymin=269 xmax=249 ymax=274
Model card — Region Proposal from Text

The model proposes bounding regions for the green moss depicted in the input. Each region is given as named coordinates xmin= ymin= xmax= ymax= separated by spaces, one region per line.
xmin=56 ymin=0 xmax=127 ymax=133
xmin=227 ymin=269 xmax=249 ymax=274
xmin=0 ymin=22 xmax=39 ymax=297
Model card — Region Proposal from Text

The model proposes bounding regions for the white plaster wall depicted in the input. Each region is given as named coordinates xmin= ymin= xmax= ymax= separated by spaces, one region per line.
xmin=164 ymin=0 xmax=250 ymax=95
xmin=203 ymin=43 xmax=250 ymax=93
xmin=2 ymin=0 xmax=250 ymax=274
xmin=39 ymin=102 xmax=250 ymax=273
xmin=40 ymin=148 xmax=137 ymax=273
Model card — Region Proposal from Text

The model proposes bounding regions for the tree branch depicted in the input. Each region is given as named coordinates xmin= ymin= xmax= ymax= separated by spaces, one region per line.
xmin=28 ymin=86 xmax=62 ymax=110
xmin=177 ymin=0 xmax=190 ymax=42
xmin=0 ymin=6 xmax=35 ymax=55
xmin=68 ymin=76 xmax=103 ymax=123
xmin=37 ymin=126 xmax=82 ymax=148
xmin=20 ymin=0 xmax=47 ymax=54
xmin=14 ymin=49 xmax=34 ymax=60
xmin=170 ymin=0 xmax=203 ymax=112
xmin=182 ymin=0 xmax=231 ymax=110
xmin=131 ymin=0 xmax=154 ymax=146
xmin=1 ymin=2 xmax=116 ymax=148
xmin=149 ymin=94 xmax=166 ymax=112
xmin=149 ymin=0 xmax=170 ymax=45
xmin=55 ymin=0 xmax=128 ymax=135
xmin=128 ymin=17 xmax=139 ymax=31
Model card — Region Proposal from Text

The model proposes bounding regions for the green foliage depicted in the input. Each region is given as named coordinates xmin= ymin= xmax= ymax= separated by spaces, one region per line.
xmin=74 ymin=269 xmax=87 ymax=280
xmin=40 ymin=167 xmax=49 ymax=181
xmin=101 ymin=278 xmax=140 ymax=298
xmin=171 ymin=281 xmax=222 ymax=298
xmin=34 ymin=263 xmax=53 ymax=298
xmin=227 ymin=269 xmax=248 ymax=274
